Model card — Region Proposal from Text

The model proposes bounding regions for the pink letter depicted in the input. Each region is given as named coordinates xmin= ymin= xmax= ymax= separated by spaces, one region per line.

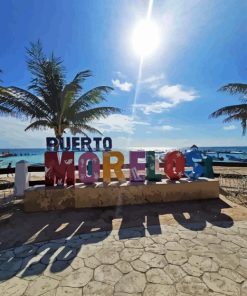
xmin=129 ymin=151 xmax=146 ymax=182
xmin=78 ymin=152 xmax=100 ymax=184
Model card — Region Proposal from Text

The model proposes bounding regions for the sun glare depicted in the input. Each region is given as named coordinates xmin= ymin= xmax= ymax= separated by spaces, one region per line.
xmin=132 ymin=19 xmax=160 ymax=58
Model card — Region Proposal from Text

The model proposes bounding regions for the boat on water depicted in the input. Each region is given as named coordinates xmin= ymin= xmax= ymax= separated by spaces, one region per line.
xmin=0 ymin=152 xmax=17 ymax=158
xmin=226 ymin=155 xmax=247 ymax=162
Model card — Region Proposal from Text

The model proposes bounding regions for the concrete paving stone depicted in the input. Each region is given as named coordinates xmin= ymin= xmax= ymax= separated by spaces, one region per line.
xmin=151 ymin=236 xmax=168 ymax=245
xmin=143 ymin=283 xmax=176 ymax=296
xmin=236 ymin=222 xmax=247 ymax=229
xmin=145 ymin=244 xmax=166 ymax=255
xmin=181 ymin=262 xmax=204 ymax=277
xmin=165 ymin=264 xmax=186 ymax=283
xmin=188 ymin=245 xmax=212 ymax=256
xmin=178 ymin=231 xmax=197 ymax=240
xmin=217 ymin=234 xmax=247 ymax=249
xmin=94 ymin=264 xmax=122 ymax=285
xmin=146 ymin=268 xmax=173 ymax=284
xmin=208 ymin=243 xmax=233 ymax=254
xmin=59 ymin=267 xmax=93 ymax=287
xmin=176 ymin=275 xmax=209 ymax=295
xmin=115 ymin=260 xmax=133 ymax=273
xmin=165 ymin=251 xmax=188 ymax=265
xmin=212 ymin=253 xmax=240 ymax=270
xmin=44 ymin=260 xmax=73 ymax=280
xmin=221 ymin=240 xmax=241 ymax=252
xmin=0 ymin=276 xmax=29 ymax=296
xmin=77 ymin=244 xmax=101 ymax=259
xmin=188 ymin=255 xmax=219 ymax=272
xmin=140 ymin=252 xmax=167 ymax=268
xmin=203 ymin=227 xmax=217 ymax=235
xmin=236 ymin=265 xmax=247 ymax=278
xmin=115 ymin=271 xmax=146 ymax=293
xmin=179 ymin=239 xmax=196 ymax=248
xmin=25 ymin=275 xmax=59 ymax=296
xmin=240 ymin=258 xmax=247 ymax=269
xmin=120 ymin=248 xmax=143 ymax=262
xmin=84 ymin=256 xmax=101 ymax=269
xmin=202 ymin=272 xmax=241 ymax=296
xmin=131 ymin=259 xmax=150 ymax=272
xmin=163 ymin=232 xmax=180 ymax=242
xmin=212 ymin=226 xmax=239 ymax=235
xmin=114 ymin=293 xmax=141 ymax=296
xmin=70 ymin=256 xmax=85 ymax=269
xmin=95 ymin=248 xmax=120 ymax=264
xmin=83 ymin=280 xmax=114 ymax=296
xmin=239 ymin=248 xmax=247 ymax=258
xmin=197 ymin=233 xmax=221 ymax=244
xmin=102 ymin=241 xmax=125 ymax=252
xmin=124 ymin=239 xmax=143 ymax=248
xmin=56 ymin=286 xmax=82 ymax=296
xmin=239 ymin=228 xmax=247 ymax=236
xmin=219 ymin=268 xmax=245 ymax=284
xmin=165 ymin=241 xmax=186 ymax=251
xmin=139 ymin=237 xmax=155 ymax=247
xmin=42 ymin=290 xmax=56 ymax=296
xmin=241 ymin=281 xmax=247 ymax=295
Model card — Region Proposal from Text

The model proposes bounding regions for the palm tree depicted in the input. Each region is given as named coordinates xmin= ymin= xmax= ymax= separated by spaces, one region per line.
xmin=210 ymin=83 xmax=247 ymax=135
xmin=0 ymin=41 xmax=120 ymax=146
xmin=0 ymin=70 xmax=15 ymax=115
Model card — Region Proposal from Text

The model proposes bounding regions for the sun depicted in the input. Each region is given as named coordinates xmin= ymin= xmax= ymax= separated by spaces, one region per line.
xmin=132 ymin=19 xmax=160 ymax=58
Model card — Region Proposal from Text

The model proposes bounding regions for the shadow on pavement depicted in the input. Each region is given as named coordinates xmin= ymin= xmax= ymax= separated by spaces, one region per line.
xmin=0 ymin=197 xmax=235 ymax=281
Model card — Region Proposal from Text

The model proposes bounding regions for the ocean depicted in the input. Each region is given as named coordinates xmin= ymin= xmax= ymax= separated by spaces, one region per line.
xmin=0 ymin=146 xmax=247 ymax=168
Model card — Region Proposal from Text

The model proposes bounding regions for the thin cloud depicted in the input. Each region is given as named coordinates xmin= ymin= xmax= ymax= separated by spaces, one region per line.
xmin=135 ymin=84 xmax=198 ymax=114
xmin=141 ymin=73 xmax=165 ymax=89
xmin=157 ymin=84 xmax=198 ymax=104
xmin=92 ymin=114 xmax=149 ymax=135
xmin=112 ymin=79 xmax=133 ymax=92
xmin=223 ymin=125 xmax=237 ymax=131
xmin=156 ymin=125 xmax=181 ymax=131
xmin=114 ymin=71 xmax=126 ymax=79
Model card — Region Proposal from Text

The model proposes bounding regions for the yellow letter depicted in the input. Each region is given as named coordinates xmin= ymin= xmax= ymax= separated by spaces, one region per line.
xmin=103 ymin=151 xmax=125 ymax=183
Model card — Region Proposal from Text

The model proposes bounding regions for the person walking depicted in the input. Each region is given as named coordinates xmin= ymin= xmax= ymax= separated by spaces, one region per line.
xmin=7 ymin=162 xmax=13 ymax=177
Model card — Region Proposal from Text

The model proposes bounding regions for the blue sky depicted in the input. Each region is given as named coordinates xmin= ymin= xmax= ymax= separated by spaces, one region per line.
xmin=0 ymin=0 xmax=246 ymax=148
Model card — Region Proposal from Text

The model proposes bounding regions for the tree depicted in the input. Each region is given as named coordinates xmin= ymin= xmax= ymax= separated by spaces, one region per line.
xmin=0 ymin=41 xmax=121 ymax=146
xmin=209 ymin=83 xmax=247 ymax=135
xmin=0 ymin=69 xmax=15 ymax=115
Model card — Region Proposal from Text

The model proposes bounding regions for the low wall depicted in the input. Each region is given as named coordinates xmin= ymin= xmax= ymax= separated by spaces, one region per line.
xmin=24 ymin=178 xmax=219 ymax=212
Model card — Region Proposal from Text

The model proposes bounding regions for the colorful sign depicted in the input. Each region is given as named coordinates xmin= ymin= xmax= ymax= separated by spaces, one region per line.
xmin=45 ymin=137 xmax=214 ymax=187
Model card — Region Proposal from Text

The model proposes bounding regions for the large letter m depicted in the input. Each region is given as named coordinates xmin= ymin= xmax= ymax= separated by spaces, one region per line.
xmin=45 ymin=152 xmax=75 ymax=187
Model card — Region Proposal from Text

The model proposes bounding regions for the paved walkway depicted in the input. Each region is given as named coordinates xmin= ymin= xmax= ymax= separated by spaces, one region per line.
xmin=0 ymin=219 xmax=247 ymax=295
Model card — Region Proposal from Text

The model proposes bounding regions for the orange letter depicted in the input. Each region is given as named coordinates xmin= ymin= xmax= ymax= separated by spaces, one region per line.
xmin=103 ymin=151 xmax=125 ymax=183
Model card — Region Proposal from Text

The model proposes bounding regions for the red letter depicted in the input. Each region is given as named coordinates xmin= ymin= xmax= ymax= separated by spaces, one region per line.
xmin=45 ymin=152 xmax=75 ymax=186
xmin=164 ymin=151 xmax=185 ymax=180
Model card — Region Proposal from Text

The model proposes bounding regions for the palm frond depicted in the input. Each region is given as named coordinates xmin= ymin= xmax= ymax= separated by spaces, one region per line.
xmin=71 ymin=106 xmax=121 ymax=123
xmin=69 ymin=86 xmax=113 ymax=112
xmin=209 ymin=104 xmax=247 ymax=118
xmin=69 ymin=124 xmax=103 ymax=136
xmin=24 ymin=119 xmax=52 ymax=131
xmin=218 ymin=83 xmax=247 ymax=96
